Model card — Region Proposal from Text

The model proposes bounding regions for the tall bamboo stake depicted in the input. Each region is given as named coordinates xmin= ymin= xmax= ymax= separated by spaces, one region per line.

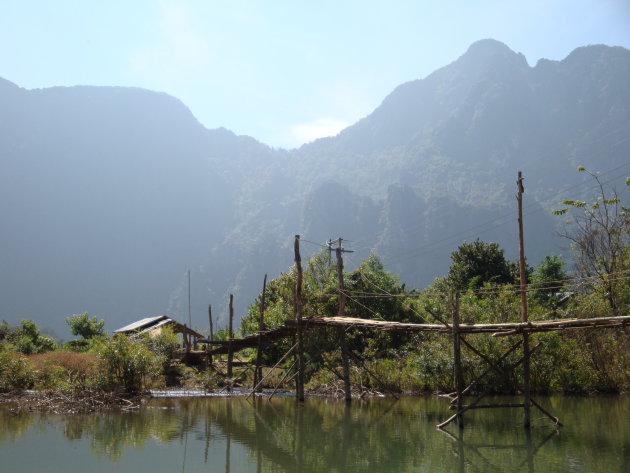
xmin=452 ymin=291 xmax=464 ymax=428
xmin=254 ymin=274 xmax=267 ymax=392
xmin=208 ymin=304 xmax=213 ymax=366
xmin=227 ymin=294 xmax=234 ymax=390
xmin=294 ymin=235 xmax=305 ymax=402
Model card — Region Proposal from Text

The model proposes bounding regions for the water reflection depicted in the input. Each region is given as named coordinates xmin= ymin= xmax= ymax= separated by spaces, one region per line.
xmin=440 ymin=424 xmax=559 ymax=473
xmin=0 ymin=395 xmax=627 ymax=473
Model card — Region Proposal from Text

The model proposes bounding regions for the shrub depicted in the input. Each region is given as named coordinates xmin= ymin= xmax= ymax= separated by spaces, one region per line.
xmin=141 ymin=328 xmax=180 ymax=373
xmin=0 ymin=349 xmax=34 ymax=392
xmin=97 ymin=335 xmax=160 ymax=393
xmin=29 ymin=351 xmax=100 ymax=389
xmin=2 ymin=320 xmax=56 ymax=354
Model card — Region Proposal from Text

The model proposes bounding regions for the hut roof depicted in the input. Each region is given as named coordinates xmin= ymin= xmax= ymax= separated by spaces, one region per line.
xmin=114 ymin=315 xmax=203 ymax=338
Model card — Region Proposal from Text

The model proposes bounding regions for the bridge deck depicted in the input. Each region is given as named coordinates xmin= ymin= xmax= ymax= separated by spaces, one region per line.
xmin=200 ymin=315 xmax=630 ymax=355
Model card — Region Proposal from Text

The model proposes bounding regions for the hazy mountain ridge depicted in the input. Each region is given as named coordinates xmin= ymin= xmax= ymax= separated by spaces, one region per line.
xmin=1 ymin=40 xmax=629 ymax=333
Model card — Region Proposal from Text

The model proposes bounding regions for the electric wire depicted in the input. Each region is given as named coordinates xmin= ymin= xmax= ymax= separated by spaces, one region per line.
xmin=343 ymin=163 xmax=630 ymax=265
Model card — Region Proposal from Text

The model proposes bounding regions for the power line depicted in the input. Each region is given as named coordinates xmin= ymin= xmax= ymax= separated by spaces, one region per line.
xmin=358 ymin=164 xmax=630 ymax=266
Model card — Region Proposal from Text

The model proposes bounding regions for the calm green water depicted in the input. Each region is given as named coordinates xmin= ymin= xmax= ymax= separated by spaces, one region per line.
xmin=0 ymin=395 xmax=627 ymax=473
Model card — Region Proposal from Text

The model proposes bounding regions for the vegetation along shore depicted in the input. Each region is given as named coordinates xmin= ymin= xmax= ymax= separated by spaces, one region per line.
xmin=1 ymin=168 xmax=628 ymax=413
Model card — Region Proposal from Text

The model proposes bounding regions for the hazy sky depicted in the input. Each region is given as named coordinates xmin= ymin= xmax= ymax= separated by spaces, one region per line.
xmin=2 ymin=0 xmax=629 ymax=149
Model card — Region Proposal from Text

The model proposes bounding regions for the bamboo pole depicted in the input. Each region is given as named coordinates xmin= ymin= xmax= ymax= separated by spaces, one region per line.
xmin=207 ymin=304 xmax=213 ymax=366
xmin=452 ymin=292 xmax=464 ymax=429
xmin=348 ymin=350 xmax=400 ymax=400
xmin=227 ymin=294 xmax=234 ymax=391
xmin=451 ymin=339 xmax=523 ymax=403
xmin=300 ymin=315 xmax=630 ymax=333
xmin=455 ymin=403 xmax=525 ymax=410
xmin=294 ymin=235 xmax=305 ymax=402
xmin=531 ymin=398 xmax=563 ymax=426
xmin=437 ymin=392 xmax=488 ymax=429
xmin=268 ymin=359 xmax=298 ymax=401
xmin=254 ymin=274 xmax=267 ymax=393
xmin=246 ymin=342 xmax=298 ymax=399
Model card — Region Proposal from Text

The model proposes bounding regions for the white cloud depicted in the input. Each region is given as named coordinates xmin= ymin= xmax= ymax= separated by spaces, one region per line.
xmin=289 ymin=118 xmax=350 ymax=147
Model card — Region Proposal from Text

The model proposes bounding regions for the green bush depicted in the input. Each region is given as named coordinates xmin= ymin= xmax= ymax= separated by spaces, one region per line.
xmin=141 ymin=328 xmax=180 ymax=373
xmin=29 ymin=351 xmax=100 ymax=390
xmin=97 ymin=335 xmax=160 ymax=393
xmin=1 ymin=320 xmax=56 ymax=354
xmin=0 ymin=348 xmax=34 ymax=392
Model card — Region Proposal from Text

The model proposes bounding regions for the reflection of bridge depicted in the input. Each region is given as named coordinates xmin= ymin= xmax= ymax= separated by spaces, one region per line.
xmin=208 ymin=400 xmax=314 ymax=473
xmin=204 ymin=397 xmax=565 ymax=473
xmin=441 ymin=427 xmax=557 ymax=473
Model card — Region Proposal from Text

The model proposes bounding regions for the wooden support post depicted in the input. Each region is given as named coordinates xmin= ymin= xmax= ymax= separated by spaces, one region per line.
xmin=254 ymin=274 xmax=267 ymax=393
xmin=452 ymin=291 xmax=464 ymax=429
xmin=517 ymin=171 xmax=531 ymax=429
xmin=336 ymin=241 xmax=352 ymax=403
xmin=294 ymin=235 xmax=305 ymax=402
xmin=246 ymin=342 xmax=298 ymax=400
xmin=531 ymin=398 xmax=563 ymax=426
xmin=268 ymin=358 xmax=298 ymax=400
xmin=453 ymin=339 xmax=523 ymax=402
xmin=208 ymin=304 xmax=213 ymax=366
xmin=437 ymin=392 xmax=487 ymax=429
xmin=184 ymin=325 xmax=191 ymax=353
xmin=339 ymin=327 xmax=352 ymax=403
xmin=348 ymin=350 xmax=400 ymax=400
xmin=227 ymin=294 xmax=234 ymax=390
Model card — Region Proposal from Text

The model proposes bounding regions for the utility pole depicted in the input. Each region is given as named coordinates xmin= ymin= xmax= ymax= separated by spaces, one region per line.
xmin=294 ymin=235 xmax=305 ymax=402
xmin=517 ymin=171 xmax=531 ymax=428
xmin=333 ymin=237 xmax=354 ymax=403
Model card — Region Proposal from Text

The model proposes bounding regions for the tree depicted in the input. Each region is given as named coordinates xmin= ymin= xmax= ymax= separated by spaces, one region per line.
xmin=66 ymin=312 xmax=105 ymax=339
xmin=553 ymin=167 xmax=630 ymax=314
xmin=98 ymin=335 xmax=159 ymax=393
xmin=345 ymin=253 xmax=407 ymax=321
xmin=0 ymin=319 xmax=56 ymax=354
xmin=448 ymin=239 xmax=513 ymax=290
xmin=531 ymin=255 xmax=569 ymax=308
xmin=239 ymin=251 xmax=409 ymax=370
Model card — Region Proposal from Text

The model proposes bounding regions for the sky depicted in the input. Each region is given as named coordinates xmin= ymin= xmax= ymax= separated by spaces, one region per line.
xmin=1 ymin=0 xmax=629 ymax=149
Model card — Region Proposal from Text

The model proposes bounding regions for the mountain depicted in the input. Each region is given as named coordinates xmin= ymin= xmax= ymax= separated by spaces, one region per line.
xmin=1 ymin=39 xmax=629 ymax=335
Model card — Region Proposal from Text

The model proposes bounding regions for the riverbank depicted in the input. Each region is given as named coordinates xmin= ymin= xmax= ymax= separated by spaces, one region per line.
xmin=0 ymin=389 xmax=144 ymax=414
xmin=2 ymin=381 xmax=626 ymax=415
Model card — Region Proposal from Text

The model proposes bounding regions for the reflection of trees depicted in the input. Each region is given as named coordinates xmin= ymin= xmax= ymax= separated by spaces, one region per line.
xmin=62 ymin=402 xmax=184 ymax=460
xmin=1 ymin=396 xmax=627 ymax=472
xmin=0 ymin=409 xmax=36 ymax=444
xmin=205 ymin=396 xmax=453 ymax=473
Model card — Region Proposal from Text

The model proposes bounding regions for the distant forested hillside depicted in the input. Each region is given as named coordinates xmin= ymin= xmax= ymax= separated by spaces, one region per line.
xmin=1 ymin=39 xmax=629 ymax=334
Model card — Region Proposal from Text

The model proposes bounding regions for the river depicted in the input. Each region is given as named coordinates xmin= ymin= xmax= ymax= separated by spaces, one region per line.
xmin=0 ymin=395 xmax=627 ymax=472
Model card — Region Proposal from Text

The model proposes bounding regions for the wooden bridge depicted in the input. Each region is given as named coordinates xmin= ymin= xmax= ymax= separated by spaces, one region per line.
xmin=199 ymin=312 xmax=630 ymax=430
xmin=199 ymin=172 xmax=630 ymax=431
xmin=201 ymin=314 xmax=629 ymax=355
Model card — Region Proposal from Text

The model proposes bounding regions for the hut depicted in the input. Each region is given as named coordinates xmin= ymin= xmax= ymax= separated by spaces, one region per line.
xmin=114 ymin=315 xmax=204 ymax=352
